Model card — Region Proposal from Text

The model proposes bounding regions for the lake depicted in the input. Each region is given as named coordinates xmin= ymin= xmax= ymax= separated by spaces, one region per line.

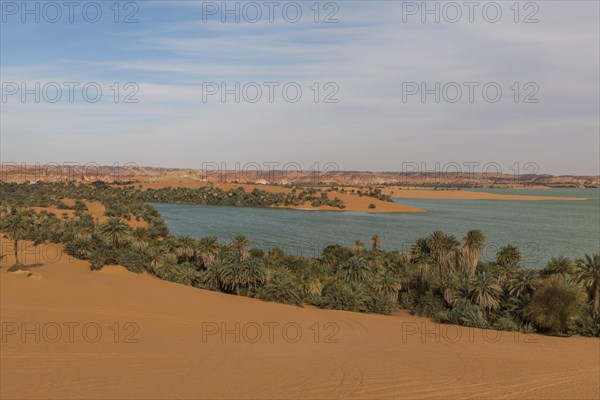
xmin=152 ymin=188 xmax=599 ymax=268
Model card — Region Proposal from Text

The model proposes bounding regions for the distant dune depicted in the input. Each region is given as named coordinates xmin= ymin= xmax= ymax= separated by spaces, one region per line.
xmin=1 ymin=239 xmax=598 ymax=399
xmin=2 ymin=165 xmax=598 ymax=188
xmin=1 ymin=167 xmax=592 ymax=214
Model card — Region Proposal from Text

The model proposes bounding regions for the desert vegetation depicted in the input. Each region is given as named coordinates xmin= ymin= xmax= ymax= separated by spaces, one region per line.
xmin=1 ymin=182 xmax=599 ymax=337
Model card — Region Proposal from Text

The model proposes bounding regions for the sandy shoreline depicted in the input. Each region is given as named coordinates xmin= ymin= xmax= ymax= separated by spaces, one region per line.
xmin=382 ymin=187 xmax=589 ymax=201
xmin=131 ymin=179 xmax=589 ymax=213
xmin=135 ymin=179 xmax=428 ymax=213
xmin=1 ymin=239 xmax=599 ymax=399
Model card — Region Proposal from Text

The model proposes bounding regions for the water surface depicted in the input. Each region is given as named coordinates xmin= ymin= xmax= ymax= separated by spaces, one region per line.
xmin=152 ymin=188 xmax=599 ymax=267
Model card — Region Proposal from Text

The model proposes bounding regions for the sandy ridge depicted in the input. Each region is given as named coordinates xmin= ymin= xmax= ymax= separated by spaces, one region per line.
xmin=1 ymin=239 xmax=598 ymax=399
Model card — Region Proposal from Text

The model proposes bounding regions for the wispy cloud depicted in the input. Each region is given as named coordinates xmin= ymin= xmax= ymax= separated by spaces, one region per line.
xmin=1 ymin=1 xmax=598 ymax=174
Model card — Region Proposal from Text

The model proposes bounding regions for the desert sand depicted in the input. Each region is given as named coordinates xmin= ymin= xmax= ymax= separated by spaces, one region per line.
xmin=33 ymin=200 xmax=106 ymax=221
xmin=1 ymin=239 xmax=598 ymax=399
xmin=32 ymin=199 xmax=149 ymax=228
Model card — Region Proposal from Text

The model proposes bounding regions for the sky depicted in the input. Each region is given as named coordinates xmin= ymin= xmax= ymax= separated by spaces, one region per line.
xmin=1 ymin=0 xmax=599 ymax=176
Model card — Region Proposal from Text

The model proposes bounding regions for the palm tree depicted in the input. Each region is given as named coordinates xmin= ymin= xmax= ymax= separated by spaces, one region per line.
xmin=369 ymin=235 xmax=382 ymax=252
xmin=130 ymin=227 xmax=150 ymax=251
xmin=296 ymin=259 xmax=324 ymax=297
xmin=229 ymin=235 xmax=251 ymax=261
xmin=426 ymin=231 xmax=460 ymax=275
xmin=198 ymin=236 xmax=220 ymax=267
xmin=175 ymin=263 xmax=202 ymax=286
xmin=411 ymin=237 xmax=432 ymax=290
xmin=321 ymin=244 xmax=353 ymax=270
xmin=258 ymin=270 xmax=302 ymax=305
xmin=100 ymin=218 xmax=131 ymax=247
xmin=578 ymin=252 xmax=600 ymax=317
xmin=72 ymin=227 xmax=92 ymax=243
xmin=239 ymin=258 xmax=267 ymax=296
xmin=468 ymin=271 xmax=502 ymax=311
xmin=175 ymin=236 xmax=197 ymax=261
xmin=374 ymin=269 xmax=402 ymax=301
xmin=161 ymin=236 xmax=179 ymax=255
xmin=201 ymin=260 xmax=224 ymax=291
xmin=496 ymin=244 xmax=522 ymax=267
xmin=150 ymin=253 xmax=178 ymax=280
xmin=338 ymin=256 xmax=371 ymax=284
xmin=441 ymin=273 xmax=465 ymax=307
xmin=352 ymin=240 xmax=365 ymax=255
xmin=497 ymin=262 xmax=520 ymax=290
xmin=458 ymin=230 xmax=486 ymax=277
xmin=147 ymin=245 xmax=165 ymax=271
xmin=1 ymin=209 xmax=31 ymax=267
xmin=321 ymin=281 xmax=370 ymax=312
xmin=541 ymin=256 xmax=576 ymax=277
xmin=300 ymin=273 xmax=324 ymax=297
xmin=508 ymin=269 xmax=538 ymax=299
xmin=218 ymin=261 xmax=243 ymax=294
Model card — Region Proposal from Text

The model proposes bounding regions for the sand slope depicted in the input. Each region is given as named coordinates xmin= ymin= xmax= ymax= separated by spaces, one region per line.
xmin=1 ymin=239 xmax=598 ymax=399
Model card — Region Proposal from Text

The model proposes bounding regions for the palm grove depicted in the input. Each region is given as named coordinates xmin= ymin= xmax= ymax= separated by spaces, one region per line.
xmin=1 ymin=182 xmax=599 ymax=337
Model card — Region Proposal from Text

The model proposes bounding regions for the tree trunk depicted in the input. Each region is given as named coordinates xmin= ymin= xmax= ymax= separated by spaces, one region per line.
xmin=593 ymin=282 xmax=599 ymax=318
xmin=13 ymin=240 xmax=19 ymax=265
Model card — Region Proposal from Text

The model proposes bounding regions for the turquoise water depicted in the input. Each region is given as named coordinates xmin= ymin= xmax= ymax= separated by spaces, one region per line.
xmin=152 ymin=188 xmax=599 ymax=268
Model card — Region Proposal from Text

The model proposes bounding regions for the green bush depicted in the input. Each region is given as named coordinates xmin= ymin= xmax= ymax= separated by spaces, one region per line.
xmin=366 ymin=293 xmax=397 ymax=315
xmin=493 ymin=316 xmax=520 ymax=332
xmin=573 ymin=312 xmax=600 ymax=337
xmin=413 ymin=290 xmax=448 ymax=318
xmin=436 ymin=303 xmax=488 ymax=328
xmin=258 ymin=270 xmax=303 ymax=306
xmin=526 ymin=276 xmax=587 ymax=334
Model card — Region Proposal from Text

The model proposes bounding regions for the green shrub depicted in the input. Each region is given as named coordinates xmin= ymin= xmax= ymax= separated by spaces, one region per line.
xmin=116 ymin=250 xmax=147 ymax=273
xmin=436 ymin=303 xmax=488 ymax=328
xmin=413 ymin=290 xmax=448 ymax=317
xmin=367 ymin=293 xmax=397 ymax=315
xmin=526 ymin=276 xmax=587 ymax=334
xmin=493 ymin=316 xmax=520 ymax=332
xmin=573 ymin=312 xmax=600 ymax=337
xmin=258 ymin=270 xmax=303 ymax=306
xmin=319 ymin=281 xmax=370 ymax=312
xmin=398 ymin=290 xmax=416 ymax=309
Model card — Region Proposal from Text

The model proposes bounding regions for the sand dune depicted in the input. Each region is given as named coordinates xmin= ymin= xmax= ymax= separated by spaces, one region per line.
xmin=1 ymin=239 xmax=598 ymax=399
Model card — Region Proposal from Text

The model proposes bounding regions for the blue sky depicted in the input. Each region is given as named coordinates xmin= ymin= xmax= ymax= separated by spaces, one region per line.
xmin=1 ymin=0 xmax=599 ymax=175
